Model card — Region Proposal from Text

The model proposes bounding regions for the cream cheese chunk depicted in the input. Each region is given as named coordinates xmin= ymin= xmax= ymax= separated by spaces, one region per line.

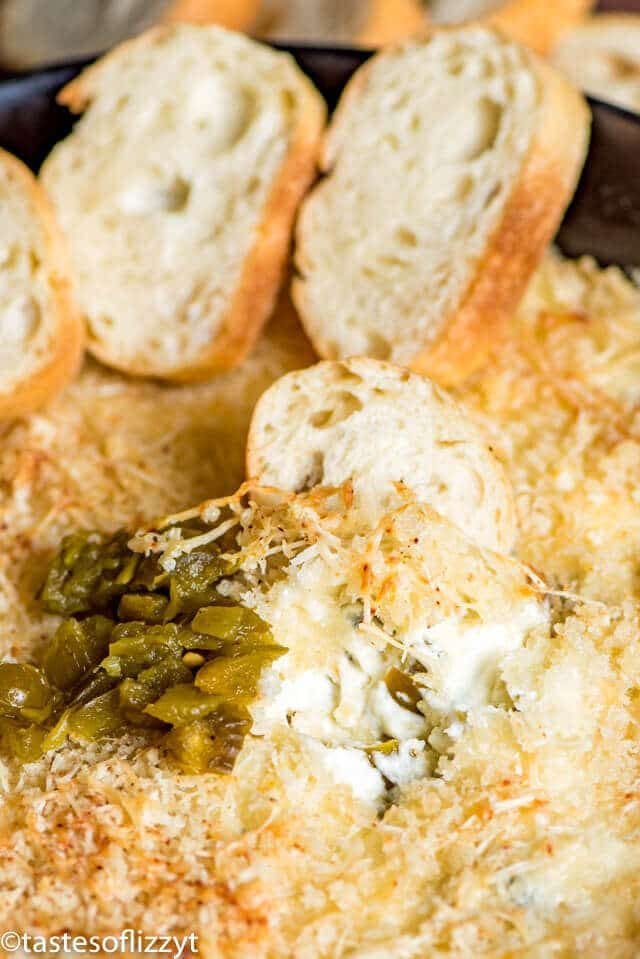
xmin=248 ymin=561 xmax=547 ymax=802
xmin=408 ymin=601 xmax=548 ymax=715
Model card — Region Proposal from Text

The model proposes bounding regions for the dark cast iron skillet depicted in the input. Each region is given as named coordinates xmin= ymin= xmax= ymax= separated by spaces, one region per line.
xmin=0 ymin=43 xmax=638 ymax=268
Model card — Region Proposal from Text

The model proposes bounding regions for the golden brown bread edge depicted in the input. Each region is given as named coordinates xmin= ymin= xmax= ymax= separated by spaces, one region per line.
xmin=0 ymin=149 xmax=84 ymax=420
xmin=54 ymin=27 xmax=326 ymax=382
xmin=415 ymin=52 xmax=591 ymax=387
xmin=292 ymin=31 xmax=591 ymax=389
xmin=167 ymin=90 xmax=326 ymax=382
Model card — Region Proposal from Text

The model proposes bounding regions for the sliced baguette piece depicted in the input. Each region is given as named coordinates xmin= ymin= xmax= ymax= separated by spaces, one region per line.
xmin=552 ymin=14 xmax=640 ymax=116
xmin=292 ymin=27 xmax=590 ymax=387
xmin=0 ymin=149 xmax=83 ymax=420
xmin=40 ymin=25 xmax=326 ymax=381
xmin=427 ymin=0 xmax=594 ymax=55
xmin=0 ymin=0 xmax=261 ymax=70
xmin=246 ymin=357 xmax=517 ymax=554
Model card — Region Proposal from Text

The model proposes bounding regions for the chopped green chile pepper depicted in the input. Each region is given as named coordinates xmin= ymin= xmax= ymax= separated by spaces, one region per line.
xmin=109 ymin=622 xmax=186 ymax=654
xmin=1 ymin=519 xmax=283 ymax=774
xmin=180 ymin=632 xmax=225 ymax=652
xmin=43 ymin=616 xmax=113 ymax=690
xmin=0 ymin=663 xmax=54 ymax=723
xmin=144 ymin=684 xmax=224 ymax=726
xmin=191 ymin=605 xmax=274 ymax=646
xmin=164 ymin=550 xmax=237 ymax=619
xmin=130 ymin=554 xmax=168 ymax=591
xmin=119 ymin=676 xmax=157 ymax=710
xmin=119 ymin=656 xmax=192 ymax=726
xmin=166 ymin=704 xmax=251 ymax=774
xmin=43 ymin=689 xmax=124 ymax=751
xmin=102 ymin=623 xmax=186 ymax=677
xmin=384 ymin=667 xmax=423 ymax=714
xmin=138 ymin=655 xmax=194 ymax=692
xmin=0 ymin=718 xmax=47 ymax=762
xmin=40 ymin=532 xmax=137 ymax=615
xmin=117 ymin=593 xmax=168 ymax=623
xmin=69 ymin=668 xmax=118 ymax=708
xmin=195 ymin=649 xmax=284 ymax=700
xmin=365 ymin=739 xmax=399 ymax=757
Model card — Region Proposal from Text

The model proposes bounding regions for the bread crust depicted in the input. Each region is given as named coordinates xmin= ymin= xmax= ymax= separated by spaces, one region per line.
xmin=292 ymin=29 xmax=590 ymax=388
xmin=165 ymin=76 xmax=325 ymax=382
xmin=413 ymin=49 xmax=590 ymax=387
xmin=0 ymin=149 xmax=84 ymax=420
xmin=54 ymin=27 xmax=325 ymax=382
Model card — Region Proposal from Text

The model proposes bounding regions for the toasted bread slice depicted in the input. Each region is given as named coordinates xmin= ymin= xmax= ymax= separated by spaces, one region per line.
xmin=427 ymin=0 xmax=594 ymax=54
xmin=40 ymin=25 xmax=325 ymax=381
xmin=0 ymin=149 xmax=83 ymax=420
xmin=292 ymin=27 xmax=589 ymax=388
xmin=246 ymin=357 xmax=517 ymax=553
xmin=552 ymin=14 xmax=640 ymax=115
xmin=0 ymin=0 xmax=260 ymax=70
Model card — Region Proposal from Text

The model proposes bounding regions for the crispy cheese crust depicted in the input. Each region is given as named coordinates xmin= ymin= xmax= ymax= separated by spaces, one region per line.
xmin=457 ymin=252 xmax=640 ymax=605
xmin=2 ymin=257 xmax=640 ymax=956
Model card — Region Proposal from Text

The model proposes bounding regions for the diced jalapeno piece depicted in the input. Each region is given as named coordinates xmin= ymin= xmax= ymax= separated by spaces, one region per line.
xmin=180 ymin=630 xmax=225 ymax=652
xmin=165 ymin=704 xmax=251 ymax=774
xmin=144 ymin=684 xmax=224 ymax=726
xmin=109 ymin=622 xmax=185 ymax=655
xmin=114 ymin=554 xmax=139 ymax=586
xmin=384 ymin=667 xmax=423 ymax=714
xmin=43 ymin=689 xmax=123 ymax=751
xmin=119 ymin=656 xmax=192 ymax=726
xmin=365 ymin=739 xmax=399 ymax=757
xmin=194 ymin=649 xmax=284 ymax=700
xmin=43 ymin=615 xmax=113 ymax=690
xmin=40 ymin=531 xmax=136 ymax=615
xmin=164 ymin=550 xmax=236 ymax=619
xmin=102 ymin=623 xmax=186 ymax=677
xmin=69 ymin=668 xmax=117 ymax=707
xmin=138 ymin=655 xmax=194 ymax=692
xmin=117 ymin=680 xmax=165 ymax=728
xmin=31 ymin=515 xmax=286 ymax=773
xmin=0 ymin=717 xmax=47 ymax=762
xmin=0 ymin=663 xmax=54 ymax=724
xmin=117 ymin=593 xmax=169 ymax=623
xmin=130 ymin=554 xmax=168 ymax=591
xmin=191 ymin=605 xmax=273 ymax=646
